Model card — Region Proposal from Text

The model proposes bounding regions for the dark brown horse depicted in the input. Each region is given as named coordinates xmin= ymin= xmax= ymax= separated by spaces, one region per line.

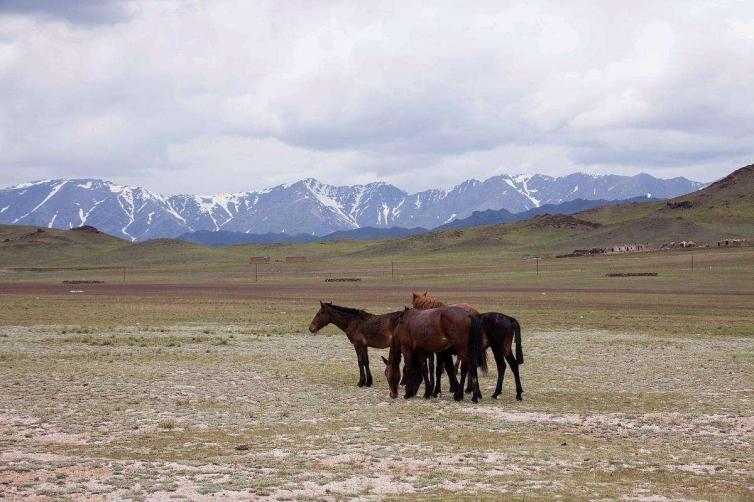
xmin=412 ymin=292 xmax=480 ymax=396
xmin=382 ymin=306 xmax=485 ymax=402
xmin=308 ymin=302 xmax=402 ymax=387
xmin=477 ymin=312 xmax=524 ymax=400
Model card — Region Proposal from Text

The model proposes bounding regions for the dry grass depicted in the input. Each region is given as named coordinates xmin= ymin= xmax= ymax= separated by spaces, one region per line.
xmin=0 ymin=325 xmax=752 ymax=500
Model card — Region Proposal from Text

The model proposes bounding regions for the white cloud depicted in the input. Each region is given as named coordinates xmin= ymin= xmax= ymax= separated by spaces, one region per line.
xmin=0 ymin=0 xmax=752 ymax=194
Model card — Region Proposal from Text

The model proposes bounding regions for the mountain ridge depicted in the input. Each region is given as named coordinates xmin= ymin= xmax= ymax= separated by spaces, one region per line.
xmin=0 ymin=172 xmax=706 ymax=241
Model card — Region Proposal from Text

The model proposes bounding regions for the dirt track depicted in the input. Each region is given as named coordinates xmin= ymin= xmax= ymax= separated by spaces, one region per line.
xmin=2 ymin=282 xmax=753 ymax=298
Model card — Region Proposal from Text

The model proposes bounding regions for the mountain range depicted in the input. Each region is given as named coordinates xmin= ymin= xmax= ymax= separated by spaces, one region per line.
xmin=177 ymin=197 xmax=662 ymax=246
xmin=0 ymin=173 xmax=705 ymax=241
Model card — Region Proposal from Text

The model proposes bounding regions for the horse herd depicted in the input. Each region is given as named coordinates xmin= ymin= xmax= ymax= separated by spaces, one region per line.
xmin=308 ymin=292 xmax=524 ymax=403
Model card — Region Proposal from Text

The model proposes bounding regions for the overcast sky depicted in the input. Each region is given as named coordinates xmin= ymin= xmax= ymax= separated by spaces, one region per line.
xmin=0 ymin=1 xmax=753 ymax=195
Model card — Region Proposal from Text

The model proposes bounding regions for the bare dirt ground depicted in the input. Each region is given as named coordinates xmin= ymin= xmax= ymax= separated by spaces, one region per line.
xmin=1 ymin=281 xmax=753 ymax=298
xmin=1 ymin=325 xmax=752 ymax=500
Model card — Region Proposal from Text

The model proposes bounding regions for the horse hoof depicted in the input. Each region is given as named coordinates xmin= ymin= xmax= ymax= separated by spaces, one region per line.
xmin=357 ymin=382 xmax=365 ymax=387
xmin=491 ymin=393 xmax=500 ymax=399
xmin=472 ymin=396 xmax=479 ymax=403
xmin=516 ymin=395 xmax=523 ymax=401
xmin=453 ymin=392 xmax=463 ymax=402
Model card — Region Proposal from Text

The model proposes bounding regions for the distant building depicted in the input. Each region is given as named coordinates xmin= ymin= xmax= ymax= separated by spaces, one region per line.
xmin=249 ymin=256 xmax=270 ymax=264
xmin=716 ymin=238 xmax=745 ymax=247
xmin=609 ymin=244 xmax=647 ymax=253
xmin=285 ymin=256 xmax=307 ymax=263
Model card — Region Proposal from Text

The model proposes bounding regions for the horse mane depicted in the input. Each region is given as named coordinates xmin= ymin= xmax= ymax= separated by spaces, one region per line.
xmin=325 ymin=303 xmax=372 ymax=317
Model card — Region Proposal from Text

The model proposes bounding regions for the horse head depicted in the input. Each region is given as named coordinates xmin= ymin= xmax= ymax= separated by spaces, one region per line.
xmin=308 ymin=301 xmax=332 ymax=333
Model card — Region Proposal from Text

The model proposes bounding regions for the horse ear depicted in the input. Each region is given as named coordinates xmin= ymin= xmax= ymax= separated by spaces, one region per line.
xmin=412 ymin=292 xmax=418 ymax=299
xmin=380 ymin=355 xmax=388 ymax=366
xmin=423 ymin=291 xmax=428 ymax=297
xmin=319 ymin=300 xmax=324 ymax=307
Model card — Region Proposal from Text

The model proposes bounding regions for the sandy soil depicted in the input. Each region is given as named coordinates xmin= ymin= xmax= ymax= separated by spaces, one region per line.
xmin=1 ymin=326 xmax=752 ymax=500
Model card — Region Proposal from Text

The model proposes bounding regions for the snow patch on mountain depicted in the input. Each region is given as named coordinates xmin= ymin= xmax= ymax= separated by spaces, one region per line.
xmin=0 ymin=173 xmax=706 ymax=241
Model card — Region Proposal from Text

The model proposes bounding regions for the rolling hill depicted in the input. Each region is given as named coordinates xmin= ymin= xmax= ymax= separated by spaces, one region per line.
xmin=0 ymin=225 xmax=128 ymax=267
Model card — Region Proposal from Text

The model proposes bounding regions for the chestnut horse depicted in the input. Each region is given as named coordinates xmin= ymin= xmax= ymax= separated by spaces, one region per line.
xmin=412 ymin=292 xmax=480 ymax=396
xmin=308 ymin=302 xmax=402 ymax=387
xmin=412 ymin=293 xmax=525 ymax=400
xmin=382 ymin=306 xmax=485 ymax=402
xmin=412 ymin=292 xmax=479 ymax=315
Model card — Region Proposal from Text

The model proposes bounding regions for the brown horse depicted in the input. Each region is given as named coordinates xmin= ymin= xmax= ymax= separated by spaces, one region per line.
xmin=412 ymin=292 xmax=479 ymax=315
xmin=382 ymin=306 xmax=485 ymax=402
xmin=308 ymin=302 xmax=402 ymax=387
xmin=412 ymin=292 xmax=481 ymax=395
xmin=412 ymin=293 xmax=524 ymax=400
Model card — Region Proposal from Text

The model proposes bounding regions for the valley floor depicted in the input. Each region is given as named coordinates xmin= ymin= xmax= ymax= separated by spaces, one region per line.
xmin=1 ymin=325 xmax=752 ymax=500
xmin=1 ymin=248 xmax=752 ymax=499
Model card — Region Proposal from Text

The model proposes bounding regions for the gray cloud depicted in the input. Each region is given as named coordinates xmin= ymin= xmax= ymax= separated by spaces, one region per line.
xmin=0 ymin=1 xmax=753 ymax=195
xmin=0 ymin=0 xmax=132 ymax=25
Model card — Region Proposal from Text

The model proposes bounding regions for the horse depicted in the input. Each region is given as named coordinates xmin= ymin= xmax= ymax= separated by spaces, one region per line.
xmin=412 ymin=291 xmax=479 ymax=315
xmin=308 ymin=302 xmax=402 ymax=387
xmin=411 ymin=293 xmax=525 ymax=401
xmin=382 ymin=306 xmax=485 ymax=402
xmin=411 ymin=292 xmax=481 ymax=396
xmin=477 ymin=312 xmax=524 ymax=400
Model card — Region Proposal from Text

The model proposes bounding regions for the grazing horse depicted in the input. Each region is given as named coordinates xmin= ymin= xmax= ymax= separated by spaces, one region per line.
xmin=411 ymin=292 xmax=481 ymax=396
xmin=382 ymin=306 xmax=485 ymax=402
xmin=308 ymin=302 xmax=402 ymax=387
xmin=411 ymin=293 xmax=525 ymax=401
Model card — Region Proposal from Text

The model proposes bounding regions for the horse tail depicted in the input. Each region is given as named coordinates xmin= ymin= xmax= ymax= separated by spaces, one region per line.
xmin=469 ymin=315 xmax=486 ymax=374
xmin=512 ymin=317 xmax=524 ymax=365
xmin=478 ymin=346 xmax=488 ymax=374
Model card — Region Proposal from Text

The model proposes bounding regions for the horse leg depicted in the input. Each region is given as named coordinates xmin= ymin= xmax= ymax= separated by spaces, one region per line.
xmin=455 ymin=361 xmax=468 ymax=401
xmin=504 ymin=352 xmax=523 ymax=401
xmin=433 ymin=351 xmax=447 ymax=396
xmin=469 ymin=358 xmax=481 ymax=403
xmin=444 ymin=351 xmax=459 ymax=394
xmin=432 ymin=352 xmax=445 ymax=397
xmin=491 ymin=347 xmax=507 ymax=399
xmin=421 ymin=355 xmax=432 ymax=399
xmin=364 ymin=349 xmax=373 ymax=387
xmin=402 ymin=347 xmax=416 ymax=399
xmin=442 ymin=353 xmax=462 ymax=400
xmin=355 ymin=345 xmax=366 ymax=387
xmin=427 ymin=354 xmax=435 ymax=397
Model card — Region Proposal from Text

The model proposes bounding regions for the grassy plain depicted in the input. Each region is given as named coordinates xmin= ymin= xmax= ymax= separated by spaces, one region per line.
xmin=1 ymin=242 xmax=753 ymax=499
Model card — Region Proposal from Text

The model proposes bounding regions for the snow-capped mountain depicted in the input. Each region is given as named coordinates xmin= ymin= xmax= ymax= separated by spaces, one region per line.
xmin=0 ymin=173 xmax=705 ymax=241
